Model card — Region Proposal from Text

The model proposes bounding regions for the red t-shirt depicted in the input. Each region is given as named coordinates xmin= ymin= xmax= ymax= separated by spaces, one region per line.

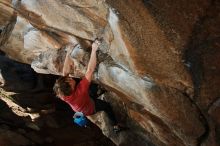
xmin=62 ymin=77 xmax=95 ymax=116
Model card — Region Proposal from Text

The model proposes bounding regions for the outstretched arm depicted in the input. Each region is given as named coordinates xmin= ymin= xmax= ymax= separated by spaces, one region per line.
xmin=85 ymin=40 xmax=100 ymax=82
xmin=63 ymin=45 xmax=74 ymax=76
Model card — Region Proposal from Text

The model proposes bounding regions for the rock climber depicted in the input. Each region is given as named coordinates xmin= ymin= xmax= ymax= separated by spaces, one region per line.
xmin=53 ymin=39 xmax=121 ymax=132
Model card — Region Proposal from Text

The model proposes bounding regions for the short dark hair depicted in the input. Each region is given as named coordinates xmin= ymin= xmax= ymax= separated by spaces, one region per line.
xmin=53 ymin=76 xmax=72 ymax=97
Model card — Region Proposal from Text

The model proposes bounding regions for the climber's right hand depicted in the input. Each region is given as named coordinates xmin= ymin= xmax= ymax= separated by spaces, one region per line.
xmin=92 ymin=39 xmax=101 ymax=52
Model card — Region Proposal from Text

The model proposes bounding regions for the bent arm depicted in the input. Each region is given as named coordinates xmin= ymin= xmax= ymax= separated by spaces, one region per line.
xmin=85 ymin=40 xmax=100 ymax=82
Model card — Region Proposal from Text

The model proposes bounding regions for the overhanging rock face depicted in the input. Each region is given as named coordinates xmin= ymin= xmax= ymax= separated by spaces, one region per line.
xmin=0 ymin=0 xmax=220 ymax=146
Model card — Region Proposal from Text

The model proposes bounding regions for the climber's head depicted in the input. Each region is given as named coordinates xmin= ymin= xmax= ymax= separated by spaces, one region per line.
xmin=53 ymin=76 xmax=76 ymax=98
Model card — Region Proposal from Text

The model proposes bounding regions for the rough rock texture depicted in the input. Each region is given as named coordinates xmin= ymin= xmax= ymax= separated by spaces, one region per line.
xmin=0 ymin=0 xmax=16 ymax=47
xmin=0 ymin=0 xmax=219 ymax=146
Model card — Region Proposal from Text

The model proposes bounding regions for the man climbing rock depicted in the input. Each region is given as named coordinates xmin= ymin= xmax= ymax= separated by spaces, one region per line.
xmin=53 ymin=39 xmax=121 ymax=132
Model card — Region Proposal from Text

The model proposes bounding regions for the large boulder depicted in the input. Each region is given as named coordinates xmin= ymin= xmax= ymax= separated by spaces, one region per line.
xmin=0 ymin=0 xmax=219 ymax=146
